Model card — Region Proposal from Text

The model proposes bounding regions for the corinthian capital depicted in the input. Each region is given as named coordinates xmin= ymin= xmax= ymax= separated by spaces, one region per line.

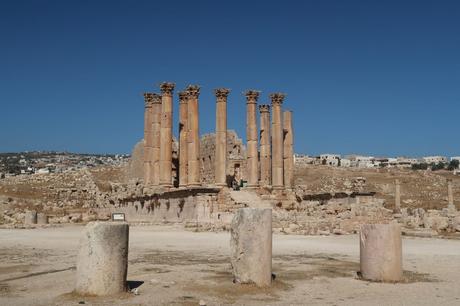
xmin=214 ymin=88 xmax=230 ymax=102
xmin=269 ymin=93 xmax=285 ymax=105
xmin=258 ymin=104 xmax=270 ymax=113
xmin=152 ymin=93 xmax=161 ymax=104
xmin=245 ymin=90 xmax=260 ymax=103
xmin=178 ymin=91 xmax=188 ymax=104
xmin=160 ymin=82 xmax=175 ymax=96
xmin=144 ymin=92 xmax=154 ymax=108
xmin=186 ymin=85 xmax=200 ymax=98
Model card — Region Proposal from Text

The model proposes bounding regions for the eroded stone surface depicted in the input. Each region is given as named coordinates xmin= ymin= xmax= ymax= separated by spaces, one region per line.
xmin=359 ymin=223 xmax=402 ymax=282
xmin=230 ymin=208 xmax=272 ymax=287
xmin=76 ymin=221 xmax=129 ymax=296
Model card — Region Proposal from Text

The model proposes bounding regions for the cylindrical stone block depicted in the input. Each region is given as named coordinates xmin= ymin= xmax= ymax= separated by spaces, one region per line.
xmin=76 ymin=222 xmax=129 ymax=296
xmin=360 ymin=223 xmax=402 ymax=282
xmin=447 ymin=179 xmax=454 ymax=207
xmin=187 ymin=85 xmax=201 ymax=187
xmin=24 ymin=211 xmax=37 ymax=225
xmin=37 ymin=213 xmax=48 ymax=225
xmin=270 ymin=93 xmax=285 ymax=189
xmin=245 ymin=91 xmax=259 ymax=188
xmin=230 ymin=208 xmax=272 ymax=287
xmin=259 ymin=105 xmax=271 ymax=187
xmin=178 ymin=91 xmax=188 ymax=187
xmin=215 ymin=88 xmax=229 ymax=187
xmin=395 ymin=179 xmax=401 ymax=212
xmin=159 ymin=82 xmax=175 ymax=187
xmin=283 ymin=110 xmax=294 ymax=189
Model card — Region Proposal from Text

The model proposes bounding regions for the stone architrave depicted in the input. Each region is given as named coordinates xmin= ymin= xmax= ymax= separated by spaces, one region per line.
xmin=76 ymin=222 xmax=129 ymax=296
xmin=215 ymin=88 xmax=230 ymax=187
xmin=178 ymin=91 xmax=188 ymax=187
xmin=270 ymin=93 xmax=285 ymax=189
xmin=395 ymin=179 xmax=401 ymax=212
xmin=186 ymin=85 xmax=201 ymax=187
xmin=143 ymin=93 xmax=154 ymax=184
xmin=230 ymin=208 xmax=272 ymax=287
xmin=245 ymin=90 xmax=260 ymax=188
xmin=151 ymin=94 xmax=162 ymax=185
xmin=159 ymin=82 xmax=175 ymax=187
xmin=283 ymin=110 xmax=294 ymax=189
xmin=359 ymin=223 xmax=402 ymax=282
xmin=259 ymin=104 xmax=271 ymax=187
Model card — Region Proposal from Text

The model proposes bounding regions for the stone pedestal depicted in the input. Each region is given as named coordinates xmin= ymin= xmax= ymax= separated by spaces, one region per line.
xmin=76 ymin=222 xmax=129 ymax=296
xmin=187 ymin=85 xmax=201 ymax=187
xmin=245 ymin=91 xmax=259 ymax=188
xmin=259 ymin=105 xmax=271 ymax=187
xmin=159 ymin=82 xmax=175 ymax=187
xmin=37 ymin=213 xmax=48 ymax=225
xmin=395 ymin=179 xmax=401 ymax=212
xmin=230 ymin=208 xmax=272 ymax=287
xmin=178 ymin=91 xmax=188 ymax=187
xmin=270 ymin=93 xmax=285 ymax=189
xmin=215 ymin=88 xmax=230 ymax=187
xmin=283 ymin=110 xmax=293 ymax=189
xmin=24 ymin=211 xmax=37 ymax=225
xmin=359 ymin=223 xmax=402 ymax=282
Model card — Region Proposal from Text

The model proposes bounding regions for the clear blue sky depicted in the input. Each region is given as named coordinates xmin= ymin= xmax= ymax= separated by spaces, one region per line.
xmin=1 ymin=0 xmax=459 ymax=156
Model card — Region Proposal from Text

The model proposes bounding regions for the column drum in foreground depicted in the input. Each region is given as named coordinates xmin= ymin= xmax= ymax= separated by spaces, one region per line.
xmin=360 ymin=223 xmax=402 ymax=282
xmin=76 ymin=222 xmax=129 ymax=296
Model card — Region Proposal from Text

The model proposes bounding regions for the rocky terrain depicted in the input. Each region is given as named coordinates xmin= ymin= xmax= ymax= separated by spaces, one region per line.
xmin=1 ymin=162 xmax=459 ymax=237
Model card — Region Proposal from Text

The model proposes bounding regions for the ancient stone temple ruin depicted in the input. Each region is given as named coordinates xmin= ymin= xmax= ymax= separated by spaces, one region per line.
xmin=143 ymin=83 xmax=294 ymax=190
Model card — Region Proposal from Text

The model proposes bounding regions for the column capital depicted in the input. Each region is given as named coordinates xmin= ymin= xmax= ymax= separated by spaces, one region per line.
xmin=152 ymin=93 xmax=161 ymax=104
xmin=245 ymin=90 xmax=260 ymax=103
xmin=270 ymin=93 xmax=285 ymax=106
xmin=258 ymin=104 xmax=270 ymax=113
xmin=178 ymin=91 xmax=188 ymax=104
xmin=186 ymin=85 xmax=200 ymax=98
xmin=143 ymin=92 xmax=154 ymax=108
xmin=160 ymin=82 xmax=175 ymax=96
xmin=214 ymin=88 xmax=230 ymax=102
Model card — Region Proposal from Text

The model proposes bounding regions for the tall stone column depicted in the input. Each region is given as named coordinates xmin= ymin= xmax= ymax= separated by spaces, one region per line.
xmin=178 ymin=91 xmax=188 ymax=187
xmin=395 ymin=179 xmax=401 ymax=212
xmin=270 ymin=93 xmax=285 ymax=189
xmin=447 ymin=179 xmax=455 ymax=210
xmin=159 ymin=82 xmax=175 ymax=187
xmin=245 ymin=90 xmax=260 ymax=188
xmin=215 ymin=88 xmax=230 ymax=187
xmin=143 ymin=93 xmax=154 ymax=185
xmin=187 ymin=85 xmax=201 ymax=187
xmin=259 ymin=105 xmax=271 ymax=187
xmin=151 ymin=94 xmax=162 ymax=186
xmin=283 ymin=110 xmax=294 ymax=190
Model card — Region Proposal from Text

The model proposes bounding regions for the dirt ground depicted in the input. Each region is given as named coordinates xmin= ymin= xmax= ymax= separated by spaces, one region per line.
xmin=295 ymin=166 xmax=460 ymax=210
xmin=0 ymin=225 xmax=459 ymax=306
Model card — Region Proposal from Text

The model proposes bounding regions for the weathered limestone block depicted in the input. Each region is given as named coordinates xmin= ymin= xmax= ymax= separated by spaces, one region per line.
xmin=359 ymin=223 xmax=402 ymax=282
xmin=24 ymin=211 xmax=37 ymax=225
xmin=76 ymin=222 xmax=129 ymax=296
xmin=230 ymin=208 xmax=272 ymax=287
xmin=37 ymin=213 xmax=48 ymax=225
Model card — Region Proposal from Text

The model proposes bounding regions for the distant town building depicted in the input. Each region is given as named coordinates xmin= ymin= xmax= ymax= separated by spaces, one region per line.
xmin=319 ymin=154 xmax=341 ymax=166
xmin=423 ymin=156 xmax=448 ymax=164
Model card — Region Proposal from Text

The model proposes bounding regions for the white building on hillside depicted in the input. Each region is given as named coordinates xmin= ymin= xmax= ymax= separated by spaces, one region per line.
xmin=423 ymin=156 xmax=448 ymax=164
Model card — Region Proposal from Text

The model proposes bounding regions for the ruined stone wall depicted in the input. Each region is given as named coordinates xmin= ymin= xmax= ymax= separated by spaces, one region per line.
xmin=199 ymin=130 xmax=246 ymax=185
